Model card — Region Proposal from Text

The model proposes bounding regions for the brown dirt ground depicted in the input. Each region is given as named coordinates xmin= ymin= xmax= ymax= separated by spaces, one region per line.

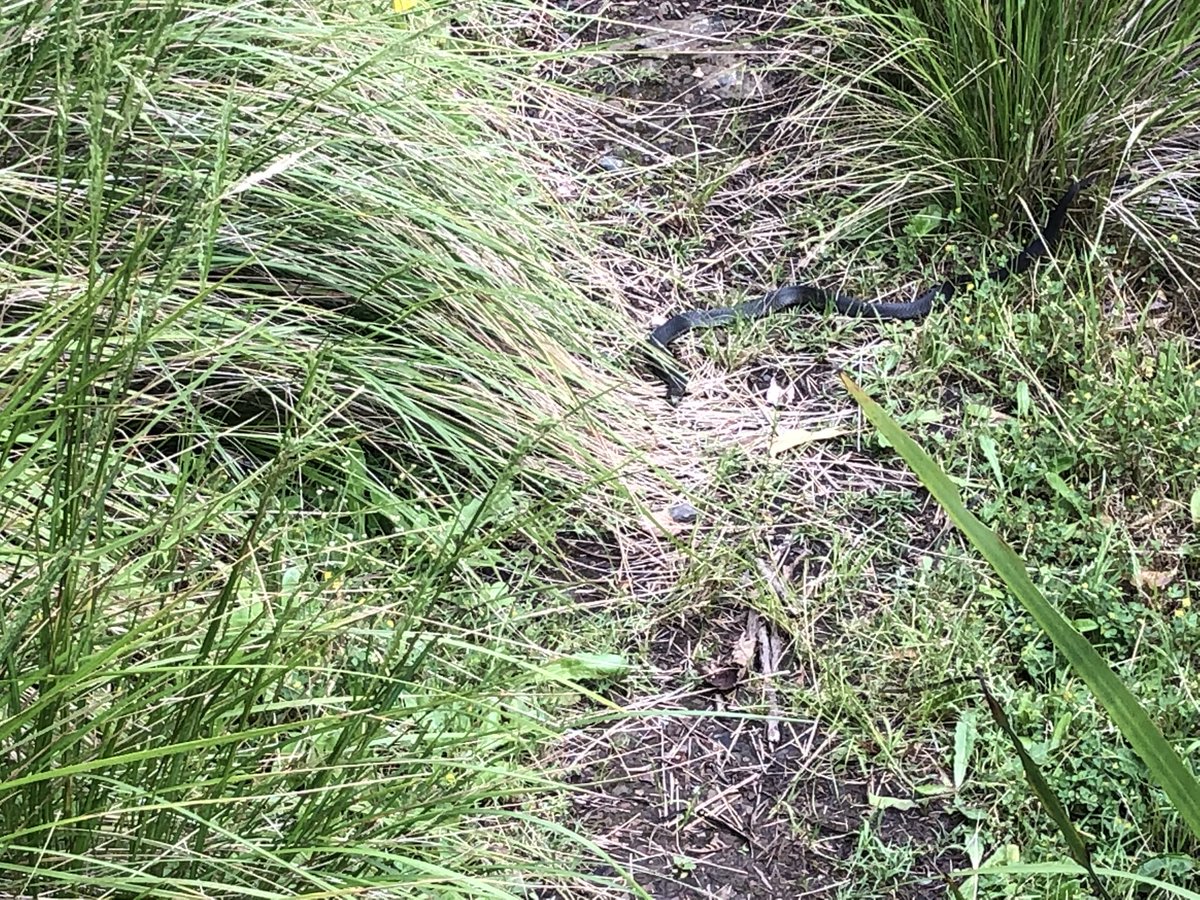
xmin=549 ymin=607 xmax=961 ymax=899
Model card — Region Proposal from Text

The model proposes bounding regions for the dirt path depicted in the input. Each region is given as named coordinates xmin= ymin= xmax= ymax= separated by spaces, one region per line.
xmin=501 ymin=3 xmax=969 ymax=898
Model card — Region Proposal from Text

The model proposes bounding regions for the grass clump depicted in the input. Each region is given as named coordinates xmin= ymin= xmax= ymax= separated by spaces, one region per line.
xmin=0 ymin=0 xmax=630 ymax=895
xmin=798 ymin=0 xmax=1200 ymax=274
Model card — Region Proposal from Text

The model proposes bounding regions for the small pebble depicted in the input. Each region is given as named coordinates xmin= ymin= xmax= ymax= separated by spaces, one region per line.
xmin=669 ymin=501 xmax=699 ymax=524
xmin=715 ymin=68 xmax=739 ymax=89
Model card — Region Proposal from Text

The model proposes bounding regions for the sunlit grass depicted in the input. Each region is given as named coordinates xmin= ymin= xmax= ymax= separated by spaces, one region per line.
xmin=0 ymin=0 xmax=632 ymax=895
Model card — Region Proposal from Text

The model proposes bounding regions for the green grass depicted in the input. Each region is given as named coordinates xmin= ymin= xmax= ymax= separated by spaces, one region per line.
xmin=745 ymin=266 xmax=1199 ymax=895
xmin=5 ymin=0 xmax=1199 ymax=896
xmin=892 ymin=280 xmax=1199 ymax=896
xmin=0 ymin=0 xmax=637 ymax=895
xmin=847 ymin=366 xmax=1200 ymax=894
xmin=796 ymin=0 xmax=1200 ymax=275
xmin=656 ymin=245 xmax=1199 ymax=898
xmin=785 ymin=9 xmax=1200 ymax=878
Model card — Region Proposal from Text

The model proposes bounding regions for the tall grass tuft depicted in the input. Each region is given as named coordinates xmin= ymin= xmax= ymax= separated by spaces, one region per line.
xmin=796 ymin=0 xmax=1200 ymax=274
xmin=0 ymin=0 xmax=629 ymax=894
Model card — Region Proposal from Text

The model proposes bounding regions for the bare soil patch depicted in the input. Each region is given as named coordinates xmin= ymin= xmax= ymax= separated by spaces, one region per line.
xmin=550 ymin=607 xmax=960 ymax=899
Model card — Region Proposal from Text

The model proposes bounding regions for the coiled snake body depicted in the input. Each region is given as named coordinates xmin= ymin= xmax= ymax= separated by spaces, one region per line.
xmin=647 ymin=177 xmax=1096 ymax=401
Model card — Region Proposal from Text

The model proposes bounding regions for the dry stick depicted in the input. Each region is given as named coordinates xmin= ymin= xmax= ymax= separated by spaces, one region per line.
xmin=751 ymin=557 xmax=791 ymax=744
xmin=757 ymin=615 xmax=784 ymax=745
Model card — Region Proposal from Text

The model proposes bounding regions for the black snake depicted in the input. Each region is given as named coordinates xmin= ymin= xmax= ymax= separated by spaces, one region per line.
xmin=647 ymin=176 xmax=1097 ymax=401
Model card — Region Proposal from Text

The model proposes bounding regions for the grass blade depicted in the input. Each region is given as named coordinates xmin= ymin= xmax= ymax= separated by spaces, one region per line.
xmin=958 ymin=862 xmax=1200 ymax=899
xmin=977 ymin=676 xmax=1108 ymax=898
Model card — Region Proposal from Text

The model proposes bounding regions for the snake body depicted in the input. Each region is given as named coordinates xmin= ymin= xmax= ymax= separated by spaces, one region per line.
xmin=648 ymin=177 xmax=1096 ymax=400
